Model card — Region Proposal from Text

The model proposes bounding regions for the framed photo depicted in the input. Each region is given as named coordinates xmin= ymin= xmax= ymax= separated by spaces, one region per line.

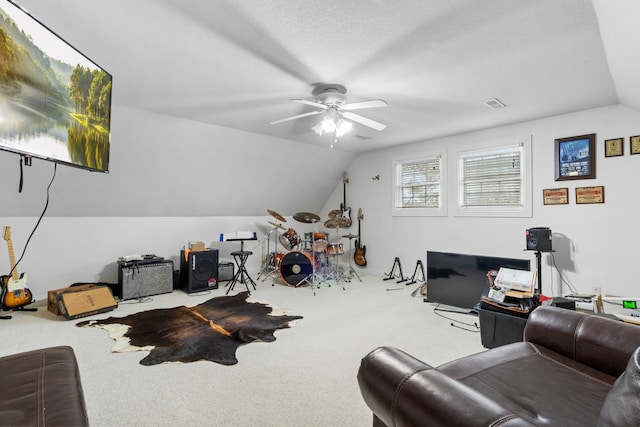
xmin=576 ymin=186 xmax=604 ymax=204
xmin=604 ymin=138 xmax=624 ymax=157
xmin=543 ymin=188 xmax=569 ymax=205
xmin=554 ymin=133 xmax=596 ymax=181
xmin=631 ymin=135 xmax=640 ymax=155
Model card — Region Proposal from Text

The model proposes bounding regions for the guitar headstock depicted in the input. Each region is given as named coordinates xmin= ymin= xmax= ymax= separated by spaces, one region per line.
xmin=358 ymin=208 xmax=364 ymax=220
xmin=3 ymin=226 xmax=10 ymax=241
xmin=343 ymin=172 xmax=349 ymax=184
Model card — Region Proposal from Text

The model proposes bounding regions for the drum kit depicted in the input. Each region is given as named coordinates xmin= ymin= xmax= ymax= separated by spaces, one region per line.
xmin=256 ymin=208 xmax=356 ymax=291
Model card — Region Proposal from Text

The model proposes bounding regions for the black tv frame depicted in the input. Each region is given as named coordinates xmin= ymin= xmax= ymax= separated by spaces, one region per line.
xmin=426 ymin=251 xmax=531 ymax=310
xmin=0 ymin=0 xmax=112 ymax=173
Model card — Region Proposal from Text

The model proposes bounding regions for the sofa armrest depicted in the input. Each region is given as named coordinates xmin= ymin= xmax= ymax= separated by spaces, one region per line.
xmin=525 ymin=306 xmax=640 ymax=377
xmin=357 ymin=347 xmax=535 ymax=427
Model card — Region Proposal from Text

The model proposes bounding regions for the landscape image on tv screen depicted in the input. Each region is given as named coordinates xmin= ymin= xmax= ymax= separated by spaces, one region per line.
xmin=0 ymin=0 xmax=112 ymax=172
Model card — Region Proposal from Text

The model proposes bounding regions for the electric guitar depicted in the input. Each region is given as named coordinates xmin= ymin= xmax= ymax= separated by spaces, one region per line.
xmin=1 ymin=226 xmax=32 ymax=309
xmin=354 ymin=208 xmax=367 ymax=267
xmin=340 ymin=172 xmax=351 ymax=221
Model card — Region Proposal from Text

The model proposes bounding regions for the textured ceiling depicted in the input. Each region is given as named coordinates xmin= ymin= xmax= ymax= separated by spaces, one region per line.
xmin=11 ymin=0 xmax=638 ymax=154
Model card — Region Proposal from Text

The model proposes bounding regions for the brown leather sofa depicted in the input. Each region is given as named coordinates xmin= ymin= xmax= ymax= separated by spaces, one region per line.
xmin=0 ymin=346 xmax=89 ymax=426
xmin=358 ymin=306 xmax=640 ymax=427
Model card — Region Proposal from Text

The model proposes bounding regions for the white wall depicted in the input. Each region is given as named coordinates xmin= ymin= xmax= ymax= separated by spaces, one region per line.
xmin=1 ymin=214 xmax=328 ymax=301
xmin=0 ymin=105 xmax=356 ymax=217
xmin=3 ymin=104 xmax=639 ymax=302
xmin=323 ymin=104 xmax=640 ymax=298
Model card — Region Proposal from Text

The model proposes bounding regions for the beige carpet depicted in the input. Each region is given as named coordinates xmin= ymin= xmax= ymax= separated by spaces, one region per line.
xmin=0 ymin=272 xmax=485 ymax=426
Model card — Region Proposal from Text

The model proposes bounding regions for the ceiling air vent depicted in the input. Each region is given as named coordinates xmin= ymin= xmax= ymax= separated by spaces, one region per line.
xmin=483 ymin=98 xmax=506 ymax=110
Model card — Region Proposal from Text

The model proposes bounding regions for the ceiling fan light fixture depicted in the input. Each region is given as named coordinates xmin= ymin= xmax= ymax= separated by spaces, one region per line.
xmin=320 ymin=108 xmax=339 ymax=132
xmin=336 ymin=119 xmax=352 ymax=137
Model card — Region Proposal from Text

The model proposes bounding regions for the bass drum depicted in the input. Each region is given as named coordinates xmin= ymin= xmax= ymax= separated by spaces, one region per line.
xmin=279 ymin=251 xmax=315 ymax=287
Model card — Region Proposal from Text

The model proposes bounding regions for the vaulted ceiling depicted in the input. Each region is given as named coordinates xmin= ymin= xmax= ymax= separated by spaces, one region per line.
xmin=12 ymin=0 xmax=640 ymax=154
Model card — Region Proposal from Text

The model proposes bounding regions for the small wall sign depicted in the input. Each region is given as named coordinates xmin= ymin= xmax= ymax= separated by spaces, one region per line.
xmin=543 ymin=188 xmax=569 ymax=205
xmin=576 ymin=186 xmax=605 ymax=204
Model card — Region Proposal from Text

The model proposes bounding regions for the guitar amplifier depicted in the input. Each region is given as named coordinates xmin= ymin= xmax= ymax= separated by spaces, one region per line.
xmin=117 ymin=259 xmax=174 ymax=300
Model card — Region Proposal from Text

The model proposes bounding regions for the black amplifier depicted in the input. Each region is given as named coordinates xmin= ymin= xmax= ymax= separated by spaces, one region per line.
xmin=117 ymin=258 xmax=174 ymax=300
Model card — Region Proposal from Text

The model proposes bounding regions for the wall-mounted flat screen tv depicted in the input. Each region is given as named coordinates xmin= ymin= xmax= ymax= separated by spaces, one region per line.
xmin=426 ymin=251 xmax=531 ymax=310
xmin=0 ymin=0 xmax=112 ymax=173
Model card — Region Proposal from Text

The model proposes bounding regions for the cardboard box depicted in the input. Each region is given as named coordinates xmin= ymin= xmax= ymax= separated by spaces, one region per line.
xmin=189 ymin=241 xmax=205 ymax=252
xmin=48 ymin=284 xmax=118 ymax=320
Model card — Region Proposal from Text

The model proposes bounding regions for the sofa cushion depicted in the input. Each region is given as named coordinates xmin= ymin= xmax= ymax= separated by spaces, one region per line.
xmin=439 ymin=342 xmax=616 ymax=426
xmin=598 ymin=346 xmax=640 ymax=427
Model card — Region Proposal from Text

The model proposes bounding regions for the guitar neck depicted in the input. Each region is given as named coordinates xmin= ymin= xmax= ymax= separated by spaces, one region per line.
xmin=6 ymin=239 xmax=18 ymax=281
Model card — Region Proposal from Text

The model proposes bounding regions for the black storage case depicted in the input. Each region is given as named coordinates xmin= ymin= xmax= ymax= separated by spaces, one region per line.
xmin=478 ymin=307 xmax=528 ymax=349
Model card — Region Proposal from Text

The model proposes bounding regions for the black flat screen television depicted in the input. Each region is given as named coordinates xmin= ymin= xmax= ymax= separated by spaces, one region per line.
xmin=426 ymin=251 xmax=531 ymax=310
xmin=0 ymin=0 xmax=112 ymax=172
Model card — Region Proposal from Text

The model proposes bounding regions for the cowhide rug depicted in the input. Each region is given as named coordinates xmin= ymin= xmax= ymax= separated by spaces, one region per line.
xmin=77 ymin=291 xmax=302 ymax=366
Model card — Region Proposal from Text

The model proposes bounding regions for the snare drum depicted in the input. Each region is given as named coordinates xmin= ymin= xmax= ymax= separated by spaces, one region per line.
xmin=279 ymin=228 xmax=300 ymax=250
xmin=326 ymin=243 xmax=344 ymax=256
xmin=312 ymin=231 xmax=328 ymax=252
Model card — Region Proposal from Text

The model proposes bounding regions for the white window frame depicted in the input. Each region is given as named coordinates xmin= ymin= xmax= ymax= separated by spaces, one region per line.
xmin=392 ymin=151 xmax=447 ymax=217
xmin=453 ymin=136 xmax=532 ymax=218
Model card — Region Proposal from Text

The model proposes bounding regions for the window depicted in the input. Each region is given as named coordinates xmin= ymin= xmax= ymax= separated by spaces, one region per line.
xmin=393 ymin=152 xmax=446 ymax=217
xmin=454 ymin=136 xmax=532 ymax=217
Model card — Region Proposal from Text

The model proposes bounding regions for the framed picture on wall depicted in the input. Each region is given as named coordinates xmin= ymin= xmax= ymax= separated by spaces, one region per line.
xmin=631 ymin=135 xmax=640 ymax=155
xmin=604 ymin=138 xmax=624 ymax=157
xmin=554 ymin=133 xmax=596 ymax=181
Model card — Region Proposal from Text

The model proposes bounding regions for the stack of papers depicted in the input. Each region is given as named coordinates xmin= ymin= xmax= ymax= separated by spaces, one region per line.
xmin=495 ymin=268 xmax=536 ymax=293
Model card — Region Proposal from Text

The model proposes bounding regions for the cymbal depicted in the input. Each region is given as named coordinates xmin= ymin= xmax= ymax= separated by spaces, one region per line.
xmin=293 ymin=212 xmax=320 ymax=223
xmin=324 ymin=217 xmax=351 ymax=229
xmin=268 ymin=221 xmax=285 ymax=231
xmin=342 ymin=233 xmax=358 ymax=239
xmin=328 ymin=209 xmax=343 ymax=219
xmin=267 ymin=209 xmax=286 ymax=222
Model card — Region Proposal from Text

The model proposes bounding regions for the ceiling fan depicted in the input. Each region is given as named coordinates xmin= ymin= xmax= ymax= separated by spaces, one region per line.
xmin=270 ymin=84 xmax=387 ymax=134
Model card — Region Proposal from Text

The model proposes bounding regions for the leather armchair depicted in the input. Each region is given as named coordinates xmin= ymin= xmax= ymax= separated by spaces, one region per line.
xmin=358 ymin=306 xmax=640 ymax=427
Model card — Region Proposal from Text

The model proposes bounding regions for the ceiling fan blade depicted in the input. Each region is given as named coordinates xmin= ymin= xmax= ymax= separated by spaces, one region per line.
xmin=292 ymin=99 xmax=329 ymax=109
xmin=270 ymin=110 xmax=323 ymax=125
xmin=341 ymin=111 xmax=387 ymax=131
xmin=339 ymin=99 xmax=388 ymax=111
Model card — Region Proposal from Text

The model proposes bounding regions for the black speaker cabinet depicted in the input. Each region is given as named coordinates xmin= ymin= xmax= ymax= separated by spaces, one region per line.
xmin=118 ymin=259 xmax=174 ymax=300
xmin=180 ymin=250 xmax=219 ymax=293
xmin=526 ymin=227 xmax=553 ymax=251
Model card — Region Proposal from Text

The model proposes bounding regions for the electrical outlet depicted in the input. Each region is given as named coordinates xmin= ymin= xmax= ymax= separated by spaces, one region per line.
xmin=592 ymin=286 xmax=602 ymax=296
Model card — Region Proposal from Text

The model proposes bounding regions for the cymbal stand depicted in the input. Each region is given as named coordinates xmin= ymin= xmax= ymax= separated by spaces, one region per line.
xmin=256 ymin=223 xmax=282 ymax=282
xmin=329 ymin=226 xmax=346 ymax=290
xmin=342 ymin=235 xmax=362 ymax=282
xmin=295 ymin=220 xmax=323 ymax=295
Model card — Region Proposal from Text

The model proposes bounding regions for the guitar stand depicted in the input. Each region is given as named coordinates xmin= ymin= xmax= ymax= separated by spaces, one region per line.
xmin=408 ymin=260 xmax=425 ymax=285
xmin=383 ymin=257 xmax=407 ymax=283
xmin=0 ymin=304 xmax=37 ymax=319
